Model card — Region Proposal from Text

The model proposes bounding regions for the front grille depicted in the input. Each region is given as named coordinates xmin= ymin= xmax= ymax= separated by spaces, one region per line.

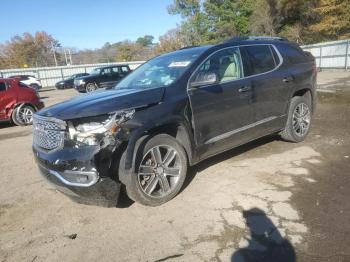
xmin=33 ymin=115 xmax=66 ymax=151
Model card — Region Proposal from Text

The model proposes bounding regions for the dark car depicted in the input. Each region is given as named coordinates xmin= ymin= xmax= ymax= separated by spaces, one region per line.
xmin=74 ymin=65 xmax=131 ymax=93
xmin=55 ymin=73 xmax=89 ymax=89
xmin=32 ymin=36 xmax=317 ymax=207
xmin=0 ymin=78 xmax=44 ymax=125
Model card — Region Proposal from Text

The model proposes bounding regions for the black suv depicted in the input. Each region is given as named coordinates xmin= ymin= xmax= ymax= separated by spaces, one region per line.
xmin=74 ymin=65 xmax=131 ymax=92
xmin=33 ymin=37 xmax=316 ymax=207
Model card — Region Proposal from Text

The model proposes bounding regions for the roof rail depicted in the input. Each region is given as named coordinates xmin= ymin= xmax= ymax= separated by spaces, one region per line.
xmin=179 ymin=45 xmax=199 ymax=50
xmin=224 ymin=36 xmax=288 ymax=43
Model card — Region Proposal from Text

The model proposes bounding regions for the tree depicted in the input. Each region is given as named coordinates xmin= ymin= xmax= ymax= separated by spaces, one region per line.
xmin=309 ymin=0 xmax=350 ymax=41
xmin=155 ymin=28 xmax=187 ymax=54
xmin=0 ymin=31 xmax=61 ymax=68
xmin=136 ymin=35 xmax=154 ymax=46
xmin=205 ymin=0 xmax=254 ymax=41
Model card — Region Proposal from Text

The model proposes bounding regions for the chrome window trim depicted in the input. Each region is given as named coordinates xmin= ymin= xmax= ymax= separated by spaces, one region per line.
xmin=187 ymin=44 xmax=284 ymax=90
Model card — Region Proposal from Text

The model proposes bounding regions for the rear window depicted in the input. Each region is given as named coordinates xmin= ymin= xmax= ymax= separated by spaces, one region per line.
xmin=120 ymin=66 xmax=130 ymax=73
xmin=279 ymin=44 xmax=307 ymax=64
xmin=0 ymin=82 xmax=7 ymax=92
xmin=241 ymin=45 xmax=276 ymax=76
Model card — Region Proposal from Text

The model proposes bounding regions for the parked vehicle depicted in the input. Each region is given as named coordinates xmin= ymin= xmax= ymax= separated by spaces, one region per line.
xmin=9 ymin=75 xmax=42 ymax=90
xmin=74 ymin=65 xmax=131 ymax=92
xmin=0 ymin=78 xmax=44 ymax=125
xmin=32 ymin=37 xmax=316 ymax=207
xmin=55 ymin=73 xmax=89 ymax=89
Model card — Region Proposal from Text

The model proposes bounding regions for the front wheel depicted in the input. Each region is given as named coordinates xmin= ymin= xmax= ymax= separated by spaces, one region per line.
xmin=122 ymin=134 xmax=188 ymax=206
xmin=85 ymin=83 xmax=98 ymax=93
xmin=280 ymin=95 xmax=312 ymax=142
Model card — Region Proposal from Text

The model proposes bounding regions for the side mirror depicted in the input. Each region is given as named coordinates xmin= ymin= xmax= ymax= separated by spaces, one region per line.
xmin=190 ymin=72 xmax=219 ymax=88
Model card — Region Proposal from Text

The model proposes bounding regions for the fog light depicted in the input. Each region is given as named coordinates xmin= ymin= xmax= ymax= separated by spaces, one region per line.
xmin=58 ymin=170 xmax=98 ymax=187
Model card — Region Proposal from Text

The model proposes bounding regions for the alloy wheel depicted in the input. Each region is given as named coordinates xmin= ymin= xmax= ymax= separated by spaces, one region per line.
xmin=292 ymin=102 xmax=311 ymax=137
xmin=137 ymin=145 xmax=182 ymax=198
xmin=17 ymin=106 xmax=34 ymax=125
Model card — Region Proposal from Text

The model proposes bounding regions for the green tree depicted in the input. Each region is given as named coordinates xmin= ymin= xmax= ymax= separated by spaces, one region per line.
xmin=136 ymin=35 xmax=154 ymax=46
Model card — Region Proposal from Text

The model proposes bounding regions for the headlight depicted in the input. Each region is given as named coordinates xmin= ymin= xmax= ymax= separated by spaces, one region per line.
xmin=68 ymin=110 xmax=134 ymax=146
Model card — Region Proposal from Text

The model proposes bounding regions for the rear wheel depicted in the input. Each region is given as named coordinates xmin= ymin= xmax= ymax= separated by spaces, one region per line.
xmin=280 ymin=95 xmax=312 ymax=142
xmin=86 ymin=83 xmax=98 ymax=93
xmin=30 ymin=84 xmax=40 ymax=90
xmin=12 ymin=105 xmax=35 ymax=126
xmin=122 ymin=134 xmax=187 ymax=206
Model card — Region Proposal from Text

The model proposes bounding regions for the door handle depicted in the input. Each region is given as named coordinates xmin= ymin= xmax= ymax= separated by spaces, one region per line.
xmin=283 ymin=76 xmax=294 ymax=83
xmin=238 ymin=86 xmax=252 ymax=93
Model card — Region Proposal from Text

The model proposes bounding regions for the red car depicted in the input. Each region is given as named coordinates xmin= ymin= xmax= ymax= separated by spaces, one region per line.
xmin=0 ymin=78 xmax=44 ymax=125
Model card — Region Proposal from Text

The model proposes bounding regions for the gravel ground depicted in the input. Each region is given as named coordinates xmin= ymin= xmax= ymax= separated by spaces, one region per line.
xmin=0 ymin=72 xmax=349 ymax=262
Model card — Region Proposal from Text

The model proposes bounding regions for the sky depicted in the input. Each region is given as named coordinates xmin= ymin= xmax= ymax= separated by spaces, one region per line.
xmin=0 ymin=0 xmax=182 ymax=49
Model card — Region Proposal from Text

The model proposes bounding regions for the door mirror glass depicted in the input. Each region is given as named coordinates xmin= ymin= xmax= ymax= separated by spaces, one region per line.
xmin=190 ymin=72 xmax=219 ymax=87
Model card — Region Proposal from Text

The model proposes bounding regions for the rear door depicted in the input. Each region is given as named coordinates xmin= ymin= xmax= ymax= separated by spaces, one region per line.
xmin=188 ymin=46 xmax=255 ymax=157
xmin=99 ymin=67 xmax=114 ymax=88
xmin=240 ymin=44 xmax=288 ymax=131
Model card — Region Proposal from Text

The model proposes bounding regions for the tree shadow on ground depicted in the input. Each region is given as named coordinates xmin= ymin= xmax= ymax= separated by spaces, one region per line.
xmin=232 ymin=208 xmax=295 ymax=262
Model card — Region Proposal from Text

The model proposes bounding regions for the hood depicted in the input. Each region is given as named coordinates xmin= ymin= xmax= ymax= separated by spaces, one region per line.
xmin=38 ymin=87 xmax=165 ymax=120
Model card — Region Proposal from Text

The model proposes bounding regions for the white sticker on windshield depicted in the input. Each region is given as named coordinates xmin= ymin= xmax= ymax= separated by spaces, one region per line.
xmin=168 ymin=61 xmax=191 ymax=67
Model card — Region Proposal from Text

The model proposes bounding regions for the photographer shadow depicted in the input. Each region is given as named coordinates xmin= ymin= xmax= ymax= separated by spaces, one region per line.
xmin=232 ymin=208 xmax=295 ymax=262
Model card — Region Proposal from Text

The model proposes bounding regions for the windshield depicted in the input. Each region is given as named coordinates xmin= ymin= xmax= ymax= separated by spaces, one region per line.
xmin=114 ymin=46 xmax=210 ymax=90
xmin=90 ymin=68 xmax=101 ymax=75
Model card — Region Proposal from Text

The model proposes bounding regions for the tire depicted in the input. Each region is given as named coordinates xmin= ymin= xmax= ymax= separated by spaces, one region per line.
xmin=122 ymin=134 xmax=188 ymax=206
xmin=11 ymin=105 xmax=35 ymax=126
xmin=85 ymin=83 xmax=98 ymax=93
xmin=280 ymin=94 xmax=312 ymax=142
xmin=30 ymin=84 xmax=40 ymax=90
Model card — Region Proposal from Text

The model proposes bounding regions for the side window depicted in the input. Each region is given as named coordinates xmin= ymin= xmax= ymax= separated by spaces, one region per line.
xmin=192 ymin=47 xmax=243 ymax=84
xmin=121 ymin=66 xmax=129 ymax=73
xmin=280 ymin=44 xmax=307 ymax=64
xmin=102 ymin=68 xmax=112 ymax=75
xmin=241 ymin=45 xmax=276 ymax=76
xmin=0 ymin=82 xmax=7 ymax=92
xmin=111 ymin=67 xmax=120 ymax=74
xmin=270 ymin=46 xmax=281 ymax=65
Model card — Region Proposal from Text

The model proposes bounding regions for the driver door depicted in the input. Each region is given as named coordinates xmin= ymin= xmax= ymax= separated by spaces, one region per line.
xmin=188 ymin=47 xmax=255 ymax=158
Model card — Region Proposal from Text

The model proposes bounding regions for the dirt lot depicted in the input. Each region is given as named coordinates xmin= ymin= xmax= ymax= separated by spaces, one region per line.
xmin=0 ymin=72 xmax=350 ymax=262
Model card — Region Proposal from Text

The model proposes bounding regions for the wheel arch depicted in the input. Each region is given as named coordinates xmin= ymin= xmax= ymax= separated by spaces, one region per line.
xmin=118 ymin=121 xmax=196 ymax=186
xmin=291 ymin=87 xmax=315 ymax=112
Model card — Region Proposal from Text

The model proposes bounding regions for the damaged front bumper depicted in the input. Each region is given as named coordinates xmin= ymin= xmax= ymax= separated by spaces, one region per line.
xmin=33 ymin=145 xmax=121 ymax=207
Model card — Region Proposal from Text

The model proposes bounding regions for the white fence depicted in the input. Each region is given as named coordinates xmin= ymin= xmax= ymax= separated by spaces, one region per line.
xmin=0 ymin=61 xmax=144 ymax=88
xmin=301 ymin=39 xmax=350 ymax=70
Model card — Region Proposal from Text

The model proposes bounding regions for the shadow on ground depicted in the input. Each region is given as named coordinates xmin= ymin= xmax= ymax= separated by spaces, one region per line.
xmin=232 ymin=208 xmax=295 ymax=262
xmin=182 ymin=134 xmax=278 ymax=194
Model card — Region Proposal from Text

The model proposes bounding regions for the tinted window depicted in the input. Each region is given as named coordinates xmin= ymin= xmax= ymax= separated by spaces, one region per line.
xmin=192 ymin=47 xmax=243 ymax=84
xmin=270 ymin=46 xmax=280 ymax=65
xmin=121 ymin=66 xmax=129 ymax=73
xmin=0 ymin=82 xmax=7 ymax=92
xmin=111 ymin=67 xmax=120 ymax=74
xmin=280 ymin=44 xmax=307 ymax=64
xmin=101 ymin=68 xmax=112 ymax=75
xmin=241 ymin=45 xmax=276 ymax=76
